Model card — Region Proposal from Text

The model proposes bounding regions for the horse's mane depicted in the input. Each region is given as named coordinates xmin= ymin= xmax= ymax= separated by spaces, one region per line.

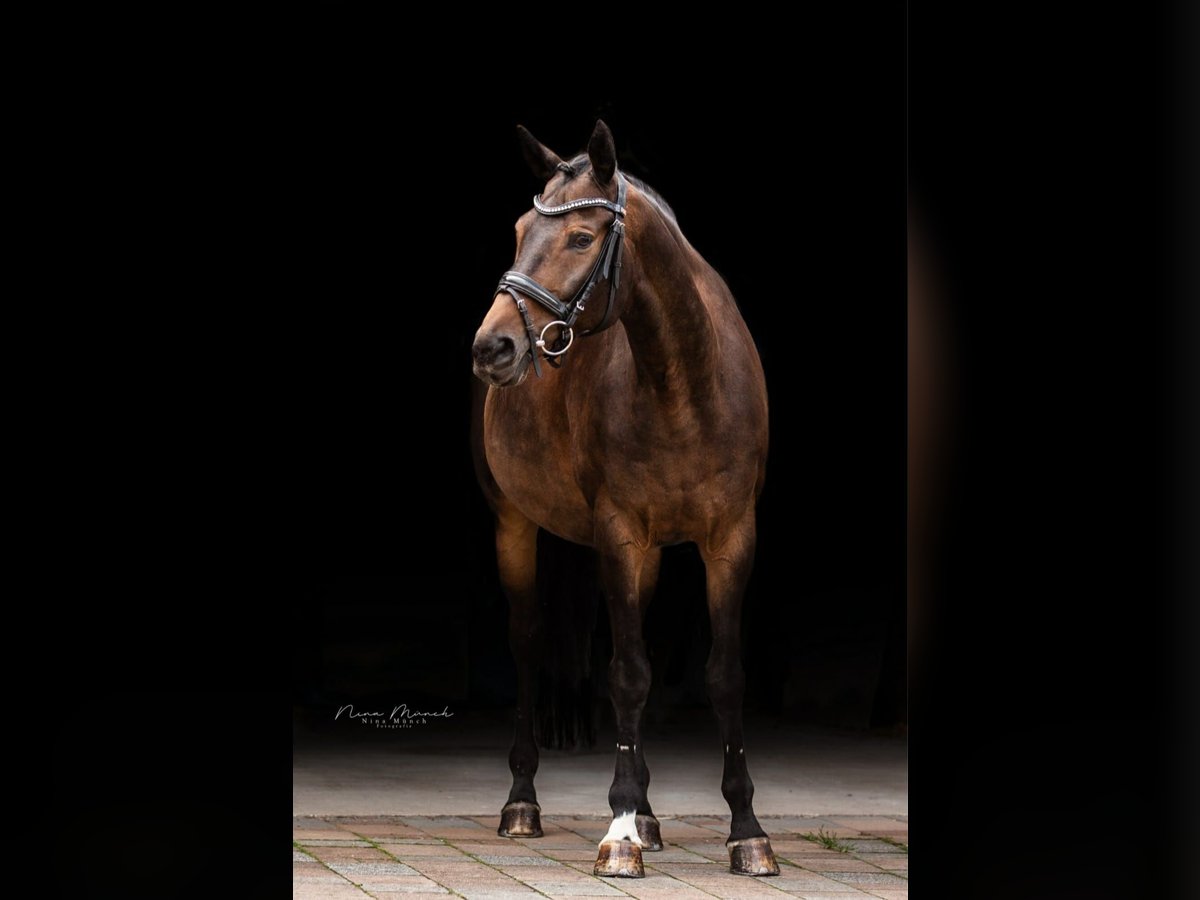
xmin=563 ymin=154 xmax=677 ymax=225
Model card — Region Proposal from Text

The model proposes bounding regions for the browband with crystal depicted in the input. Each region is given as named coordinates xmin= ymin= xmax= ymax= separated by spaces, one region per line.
xmin=494 ymin=172 xmax=628 ymax=377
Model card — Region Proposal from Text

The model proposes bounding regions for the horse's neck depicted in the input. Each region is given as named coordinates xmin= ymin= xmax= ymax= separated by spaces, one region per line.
xmin=620 ymin=201 xmax=719 ymax=393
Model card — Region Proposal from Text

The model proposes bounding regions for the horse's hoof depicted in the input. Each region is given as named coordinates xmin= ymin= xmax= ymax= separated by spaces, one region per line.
xmin=498 ymin=801 xmax=542 ymax=838
xmin=594 ymin=839 xmax=644 ymax=877
xmin=727 ymin=835 xmax=780 ymax=876
xmin=635 ymin=814 xmax=662 ymax=851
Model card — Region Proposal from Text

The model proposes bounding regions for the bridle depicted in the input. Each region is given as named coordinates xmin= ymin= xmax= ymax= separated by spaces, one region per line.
xmin=494 ymin=167 xmax=628 ymax=377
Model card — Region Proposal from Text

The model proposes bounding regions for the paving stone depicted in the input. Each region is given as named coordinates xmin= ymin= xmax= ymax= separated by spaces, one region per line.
xmin=766 ymin=873 xmax=864 ymax=891
xmin=510 ymin=836 xmax=593 ymax=848
xmin=824 ymin=816 xmax=898 ymax=832
xmin=435 ymin=878 xmax=531 ymax=893
xmin=680 ymin=815 xmax=728 ymax=828
xmin=674 ymin=842 xmax=730 ymax=861
xmin=466 ymin=815 xmax=502 ymax=827
xmin=645 ymin=847 xmax=716 ymax=863
xmin=557 ymin=828 xmax=610 ymax=842
xmin=455 ymin=842 xmax=546 ymax=857
xmin=407 ymin=854 xmax=496 ymax=865
xmin=421 ymin=867 xmax=524 ymax=880
xmin=539 ymin=847 xmax=600 ymax=862
xmin=406 ymin=860 xmax=507 ymax=877
xmin=423 ymin=829 xmax=504 ymax=841
xmin=675 ymin=838 xmax=730 ymax=848
xmin=648 ymin=861 xmax=730 ymax=875
xmin=514 ymin=866 xmax=600 ymax=882
xmin=791 ymin=857 xmax=882 ymax=873
xmin=379 ymin=843 xmax=467 ymax=857
xmin=292 ymin=885 xmax=369 ymax=898
xmin=773 ymin=837 xmax=833 ymax=849
xmin=658 ymin=819 xmax=728 ymax=839
xmin=525 ymin=882 xmax=627 ymax=896
xmin=758 ymin=816 xmax=845 ymax=832
xmin=857 ymin=829 xmax=908 ymax=841
xmin=328 ymin=861 xmax=421 ymax=877
xmin=296 ymin=813 xmax=914 ymax=897
xmin=402 ymin=816 xmax=486 ymax=828
xmin=615 ymin=877 xmax=717 ymax=900
xmin=293 ymin=868 xmax=353 ymax=885
xmin=307 ymin=845 xmax=394 ymax=863
xmin=330 ymin=816 xmax=413 ymax=825
xmin=840 ymin=838 xmax=898 ymax=853
xmin=357 ymin=876 xmax=449 ymax=893
xmin=294 ymin=816 xmax=343 ymax=830
xmin=479 ymin=854 xmax=564 ymax=866
xmin=822 ymin=870 xmax=908 ymax=887
xmin=345 ymin=823 xmax=430 ymax=838
xmin=666 ymin=876 xmax=788 ymax=899
xmin=294 ymin=830 xmax=372 ymax=844
xmin=498 ymin=865 xmax=586 ymax=883
xmin=667 ymin=878 xmax=783 ymax=897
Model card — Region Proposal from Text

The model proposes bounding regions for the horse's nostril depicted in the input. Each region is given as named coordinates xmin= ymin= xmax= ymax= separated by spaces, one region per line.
xmin=492 ymin=336 xmax=516 ymax=366
xmin=474 ymin=333 xmax=517 ymax=368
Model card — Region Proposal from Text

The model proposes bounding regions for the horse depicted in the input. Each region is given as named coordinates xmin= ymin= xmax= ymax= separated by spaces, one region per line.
xmin=471 ymin=120 xmax=775 ymax=878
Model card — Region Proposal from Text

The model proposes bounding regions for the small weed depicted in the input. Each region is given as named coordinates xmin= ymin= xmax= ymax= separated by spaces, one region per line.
xmin=878 ymin=835 xmax=908 ymax=852
xmin=802 ymin=827 xmax=854 ymax=853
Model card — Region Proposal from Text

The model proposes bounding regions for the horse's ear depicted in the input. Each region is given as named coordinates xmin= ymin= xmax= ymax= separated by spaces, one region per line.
xmin=516 ymin=125 xmax=563 ymax=182
xmin=588 ymin=120 xmax=617 ymax=185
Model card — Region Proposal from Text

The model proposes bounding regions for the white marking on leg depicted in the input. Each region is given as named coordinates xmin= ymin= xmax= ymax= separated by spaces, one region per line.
xmin=617 ymin=743 xmax=631 ymax=751
xmin=601 ymin=809 xmax=642 ymax=846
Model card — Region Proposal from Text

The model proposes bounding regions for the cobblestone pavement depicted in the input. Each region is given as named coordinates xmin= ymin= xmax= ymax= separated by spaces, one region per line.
xmin=293 ymin=813 xmax=908 ymax=899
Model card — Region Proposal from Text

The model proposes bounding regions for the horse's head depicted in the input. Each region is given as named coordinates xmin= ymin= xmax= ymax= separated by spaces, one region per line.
xmin=473 ymin=120 xmax=627 ymax=387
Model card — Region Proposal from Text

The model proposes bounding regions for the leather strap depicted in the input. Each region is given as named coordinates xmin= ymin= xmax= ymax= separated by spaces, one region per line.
xmin=497 ymin=272 xmax=572 ymax=320
xmin=495 ymin=173 xmax=628 ymax=376
xmin=513 ymin=296 xmax=542 ymax=378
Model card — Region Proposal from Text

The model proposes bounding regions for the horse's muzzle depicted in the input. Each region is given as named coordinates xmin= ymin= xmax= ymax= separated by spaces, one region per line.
xmin=472 ymin=331 xmax=529 ymax=387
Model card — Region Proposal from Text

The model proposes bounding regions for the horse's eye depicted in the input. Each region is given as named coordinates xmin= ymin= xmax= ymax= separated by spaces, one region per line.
xmin=572 ymin=233 xmax=594 ymax=249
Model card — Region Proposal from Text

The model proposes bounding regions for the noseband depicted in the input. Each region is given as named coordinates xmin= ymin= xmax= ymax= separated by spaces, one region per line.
xmin=495 ymin=168 xmax=628 ymax=377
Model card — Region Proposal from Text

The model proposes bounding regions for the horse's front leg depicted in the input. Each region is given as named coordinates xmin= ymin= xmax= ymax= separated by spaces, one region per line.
xmin=702 ymin=514 xmax=779 ymax=875
xmin=593 ymin=524 xmax=660 ymax=878
xmin=631 ymin=548 xmax=662 ymax=852
xmin=495 ymin=505 xmax=543 ymax=838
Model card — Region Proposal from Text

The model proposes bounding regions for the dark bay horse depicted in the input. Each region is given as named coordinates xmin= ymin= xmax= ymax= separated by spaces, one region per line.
xmin=471 ymin=120 xmax=775 ymax=878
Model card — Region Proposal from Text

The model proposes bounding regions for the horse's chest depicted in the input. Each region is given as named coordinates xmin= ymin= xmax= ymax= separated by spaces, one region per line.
xmin=485 ymin=404 xmax=714 ymax=547
xmin=484 ymin=402 xmax=595 ymax=544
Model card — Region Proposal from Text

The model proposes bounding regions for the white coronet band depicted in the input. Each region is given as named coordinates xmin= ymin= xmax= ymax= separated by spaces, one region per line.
xmin=601 ymin=810 xmax=643 ymax=846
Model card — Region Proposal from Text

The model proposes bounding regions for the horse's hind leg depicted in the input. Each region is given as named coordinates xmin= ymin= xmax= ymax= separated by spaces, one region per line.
xmin=495 ymin=505 xmax=543 ymax=838
xmin=701 ymin=515 xmax=779 ymax=876
xmin=593 ymin=532 xmax=660 ymax=877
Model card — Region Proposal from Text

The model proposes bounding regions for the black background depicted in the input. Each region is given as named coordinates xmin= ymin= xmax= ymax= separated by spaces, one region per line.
xmin=44 ymin=6 xmax=1196 ymax=897
xmin=286 ymin=81 xmax=906 ymax=733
